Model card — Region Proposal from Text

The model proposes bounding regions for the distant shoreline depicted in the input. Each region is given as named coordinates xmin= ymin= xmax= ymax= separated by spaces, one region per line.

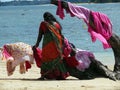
xmin=0 ymin=1 xmax=119 ymax=6
xmin=0 ymin=1 xmax=50 ymax=6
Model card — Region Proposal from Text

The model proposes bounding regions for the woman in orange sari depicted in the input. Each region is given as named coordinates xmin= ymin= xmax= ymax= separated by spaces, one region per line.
xmin=33 ymin=12 xmax=69 ymax=80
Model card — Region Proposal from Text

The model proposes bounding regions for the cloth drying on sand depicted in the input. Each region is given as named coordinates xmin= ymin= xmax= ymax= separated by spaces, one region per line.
xmin=1 ymin=42 xmax=34 ymax=76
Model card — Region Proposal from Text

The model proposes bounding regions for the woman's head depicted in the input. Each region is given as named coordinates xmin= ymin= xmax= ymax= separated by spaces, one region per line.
xmin=43 ymin=12 xmax=56 ymax=22
xmin=43 ymin=12 xmax=62 ymax=29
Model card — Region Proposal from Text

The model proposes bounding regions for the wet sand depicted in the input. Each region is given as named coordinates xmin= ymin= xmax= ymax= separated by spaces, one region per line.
xmin=0 ymin=58 xmax=120 ymax=90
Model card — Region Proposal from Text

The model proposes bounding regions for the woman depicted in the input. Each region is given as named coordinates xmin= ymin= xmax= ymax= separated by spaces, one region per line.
xmin=32 ymin=12 xmax=69 ymax=80
xmin=51 ymin=0 xmax=120 ymax=74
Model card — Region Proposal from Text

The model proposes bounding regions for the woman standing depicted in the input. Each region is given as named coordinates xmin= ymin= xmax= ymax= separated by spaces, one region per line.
xmin=32 ymin=12 xmax=69 ymax=80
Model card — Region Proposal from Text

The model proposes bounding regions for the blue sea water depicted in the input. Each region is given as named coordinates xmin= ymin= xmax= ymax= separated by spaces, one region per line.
xmin=0 ymin=3 xmax=120 ymax=55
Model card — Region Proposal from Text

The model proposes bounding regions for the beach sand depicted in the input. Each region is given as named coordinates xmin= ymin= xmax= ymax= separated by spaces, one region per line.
xmin=0 ymin=57 xmax=120 ymax=90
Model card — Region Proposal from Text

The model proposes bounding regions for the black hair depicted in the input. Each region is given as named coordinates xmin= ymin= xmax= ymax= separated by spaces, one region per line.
xmin=43 ymin=12 xmax=62 ymax=29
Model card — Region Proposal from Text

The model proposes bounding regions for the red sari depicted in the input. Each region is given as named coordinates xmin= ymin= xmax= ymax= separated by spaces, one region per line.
xmin=39 ymin=21 xmax=69 ymax=79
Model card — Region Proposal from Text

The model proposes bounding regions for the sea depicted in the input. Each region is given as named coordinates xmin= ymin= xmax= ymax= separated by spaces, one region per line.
xmin=0 ymin=3 xmax=120 ymax=65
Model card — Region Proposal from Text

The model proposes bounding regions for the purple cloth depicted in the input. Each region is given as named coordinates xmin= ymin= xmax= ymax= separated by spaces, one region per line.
xmin=75 ymin=49 xmax=95 ymax=71
xmin=67 ymin=2 xmax=90 ymax=24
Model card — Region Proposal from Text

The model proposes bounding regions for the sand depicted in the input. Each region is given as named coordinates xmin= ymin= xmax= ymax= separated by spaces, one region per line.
xmin=0 ymin=60 xmax=120 ymax=90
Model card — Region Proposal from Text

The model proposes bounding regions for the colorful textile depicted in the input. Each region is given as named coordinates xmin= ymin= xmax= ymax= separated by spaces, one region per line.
xmin=64 ymin=56 xmax=79 ymax=67
xmin=33 ymin=47 xmax=42 ymax=68
xmin=1 ymin=42 xmax=34 ymax=76
xmin=2 ymin=45 xmax=14 ymax=61
xmin=41 ymin=22 xmax=63 ymax=62
xmin=56 ymin=0 xmax=65 ymax=19
xmin=67 ymin=3 xmax=112 ymax=49
xmin=55 ymin=2 xmax=112 ymax=49
xmin=88 ymin=11 xmax=112 ymax=49
xmin=63 ymin=38 xmax=72 ymax=57
xmin=56 ymin=1 xmax=90 ymax=24
xmin=75 ymin=49 xmax=94 ymax=71
xmin=41 ymin=57 xmax=69 ymax=79
xmin=64 ymin=49 xmax=94 ymax=72
xmin=39 ymin=21 xmax=69 ymax=79
xmin=67 ymin=2 xmax=90 ymax=24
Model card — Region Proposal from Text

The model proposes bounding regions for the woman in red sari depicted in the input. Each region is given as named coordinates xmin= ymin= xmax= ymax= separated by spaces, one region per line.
xmin=33 ymin=12 xmax=69 ymax=80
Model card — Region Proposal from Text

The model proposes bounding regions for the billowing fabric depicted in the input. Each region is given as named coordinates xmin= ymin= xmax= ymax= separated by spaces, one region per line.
xmin=67 ymin=2 xmax=90 ymax=24
xmin=39 ymin=21 xmax=69 ymax=79
xmin=56 ymin=1 xmax=90 ymax=24
xmin=56 ymin=1 xmax=112 ymax=49
xmin=88 ymin=11 xmax=112 ymax=49
xmin=1 ymin=42 xmax=34 ymax=76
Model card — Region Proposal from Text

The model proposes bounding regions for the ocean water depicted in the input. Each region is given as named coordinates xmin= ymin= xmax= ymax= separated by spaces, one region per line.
xmin=0 ymin=3 xmax=120 ymax=63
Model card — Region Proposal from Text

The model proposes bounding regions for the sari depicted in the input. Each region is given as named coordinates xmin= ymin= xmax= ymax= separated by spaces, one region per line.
xmin=40 ymin=22 xmax=69 ymax=79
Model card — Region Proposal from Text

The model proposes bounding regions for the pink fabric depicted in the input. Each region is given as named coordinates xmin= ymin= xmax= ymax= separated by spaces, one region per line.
xmin=88 ymin=11 xmax=112 ymax=49
xmin=2 ymin=45 xmax=13 ymax=61
xmin=75 ymin=49 xmax=95 ymax=71
xmin=68 ymin=5 xmax=112 ymax=49
xmin=55 ymin=1 xmax=112 ymax=49
xmin=56 ymin=0 xmax=65 ymax=19
xmin=56 ymin=2 xmax=90 ymax=24
xmin=67 ymin=2 xmax=90 ymax=24
xmin=63 ymin=38 xmax=72 ymax=57
xmin=88 ymin=28 xmax=111 ymax=49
